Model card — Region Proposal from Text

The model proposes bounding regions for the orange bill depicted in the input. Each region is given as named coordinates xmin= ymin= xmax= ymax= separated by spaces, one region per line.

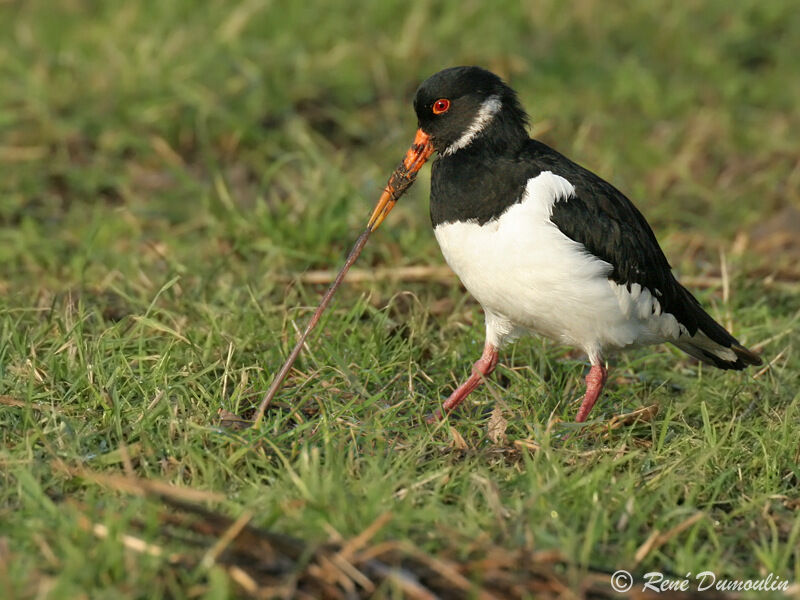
xmin=367 ymin=128 xmax=434 ymax=231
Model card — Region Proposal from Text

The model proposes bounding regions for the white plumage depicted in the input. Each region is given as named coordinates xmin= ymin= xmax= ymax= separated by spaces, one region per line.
xmin=434 ymin=171 xmax=693 ymax=365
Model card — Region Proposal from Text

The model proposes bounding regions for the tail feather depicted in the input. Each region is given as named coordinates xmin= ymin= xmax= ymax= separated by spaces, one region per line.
xmin=673 ymin=337 xmax=760 ymax=370
xmin=669 ymin=282 xmax=762 ymax=370
xmin=731 ymin=343 xmax=762 ymax=367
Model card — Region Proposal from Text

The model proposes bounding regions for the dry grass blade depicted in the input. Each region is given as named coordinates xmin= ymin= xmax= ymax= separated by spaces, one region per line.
xmin=0 ymin=395 xmax=28 ymax=408
xmin=513 ymin=439 xmax=542 ymax=452
xmin=394 ymin=542 xmax=494 ymax=598
xmin=58 ymin=464 xmax=225 ymax=504
xmin=605 ymin=404 xmax=660 ymax=430
xmin=309 ymin=554 xmax=359 ymax=595
xmin=77 ymin=515 xmax=179 ymax=562
xmin=0 ymin=395 xmax=60 ymax=414
xmin=634 ymin=512 xmax=705 ymax=564
xmin=280 ymin=265 xmax=455 ymax=285
xmin=201 ymin=510 xmax=254 ymax=568
xmin=226 ymin=566 xmax=260 ymax=596
xmin=654 ymin=512 xmax=705 ymax=547
xmin=328 ymin=554 xmax=374 ymax=593
xmin=752 ymin=347 xmax=787 ymax=379
xmin=634 ymin=529 xmax=662 ymax=565
xmin=361 ymin=560 xmax=438 ymax=600
xmin=336 ymin=512 xmax=392 ymax=561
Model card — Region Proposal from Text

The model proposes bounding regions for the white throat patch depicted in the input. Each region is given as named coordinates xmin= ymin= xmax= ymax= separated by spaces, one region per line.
xmin=442 ymin=95 xmax=502 ymax=156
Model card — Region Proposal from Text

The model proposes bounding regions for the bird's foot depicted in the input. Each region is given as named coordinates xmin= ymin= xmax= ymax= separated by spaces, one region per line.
xmin=426 ymin=344 xmax=499 ymax=423
xmin=575 ymin=364 xmax=608 ymax=422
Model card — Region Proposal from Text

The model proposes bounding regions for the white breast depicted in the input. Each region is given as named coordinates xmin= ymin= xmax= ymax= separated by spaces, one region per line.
xmin=433 ymin=171 xmax=675 ymax=361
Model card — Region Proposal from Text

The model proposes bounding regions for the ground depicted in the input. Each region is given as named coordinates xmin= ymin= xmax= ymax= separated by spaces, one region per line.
xmin=1 ymin=0 xmax=798 ymax=598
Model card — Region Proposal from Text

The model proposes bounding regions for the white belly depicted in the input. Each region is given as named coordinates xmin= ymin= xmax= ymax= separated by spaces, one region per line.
xmin=433 ymin=172 xmax=677 ymax=360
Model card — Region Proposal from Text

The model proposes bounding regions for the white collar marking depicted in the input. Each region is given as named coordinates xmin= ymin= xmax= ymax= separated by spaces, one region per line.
xmin=442 ymin=95 xmax=502 ymax=156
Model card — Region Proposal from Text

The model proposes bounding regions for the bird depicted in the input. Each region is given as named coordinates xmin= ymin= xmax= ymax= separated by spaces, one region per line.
xmin=366 ymin=66 xmax=761 ymax=423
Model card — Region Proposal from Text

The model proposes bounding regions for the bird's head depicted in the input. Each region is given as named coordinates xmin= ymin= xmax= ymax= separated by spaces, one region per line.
xmin=367 ymin=66 xmax=528 ymax=230
xmin=413 ymin=66 xmax=528 ymax=156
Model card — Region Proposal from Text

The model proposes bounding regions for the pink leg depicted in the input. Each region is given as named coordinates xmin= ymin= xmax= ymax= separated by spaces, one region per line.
xmin=575 ymin=363 xmax=608 ymax=422
xmin=428 ymin=343 xmax=499 ymax=422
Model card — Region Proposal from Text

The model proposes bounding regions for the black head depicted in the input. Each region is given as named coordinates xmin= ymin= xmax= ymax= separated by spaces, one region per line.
xmin=365 ymin=67 xmax=529 ymax=231
xmin=413 ymin=66 xmax=529 ymax=155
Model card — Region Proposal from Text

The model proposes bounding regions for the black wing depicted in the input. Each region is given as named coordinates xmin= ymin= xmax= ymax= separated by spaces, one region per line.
xmin=527 ymin=140 xmax=739 ymax=349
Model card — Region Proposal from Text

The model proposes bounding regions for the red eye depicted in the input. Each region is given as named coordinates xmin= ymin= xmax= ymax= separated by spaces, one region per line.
xmin=432 ymin=98 xmax=450 ymax=114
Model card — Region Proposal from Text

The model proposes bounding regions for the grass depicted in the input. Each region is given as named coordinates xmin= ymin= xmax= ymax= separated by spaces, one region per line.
xmin=1 ymin=0 xmax=799 ymax=597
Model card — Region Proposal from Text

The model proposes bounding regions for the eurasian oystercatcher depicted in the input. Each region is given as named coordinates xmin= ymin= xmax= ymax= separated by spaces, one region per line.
xmin=368 ymin=66 xmax=762 ymax=423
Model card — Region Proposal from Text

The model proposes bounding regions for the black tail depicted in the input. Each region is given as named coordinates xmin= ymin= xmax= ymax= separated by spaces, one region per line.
xmin=671 ymin=283 xmax=762 ymax=370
